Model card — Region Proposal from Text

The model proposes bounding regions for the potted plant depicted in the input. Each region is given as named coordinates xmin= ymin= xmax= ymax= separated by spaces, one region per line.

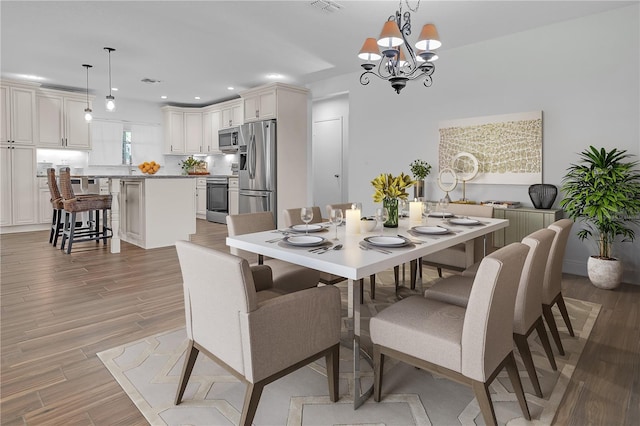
xmin=179 ymin=156 xmax=204 ymax=175
xmin=560 ymin=146 xmax=640 ymax=289
xmin=409 ymin=159 xmax=432 ymax=199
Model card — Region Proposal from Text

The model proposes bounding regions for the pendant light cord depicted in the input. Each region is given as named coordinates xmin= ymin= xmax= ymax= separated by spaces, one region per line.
xmin=108 ymin=49 xmax=112 ymax=96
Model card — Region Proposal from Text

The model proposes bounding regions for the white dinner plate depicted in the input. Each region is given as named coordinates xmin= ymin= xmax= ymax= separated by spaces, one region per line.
xmin=283 ymin=235 xmax=326 ymax=247
xmin=428 ymin=212 xmax=455 ymax=218
xmin=411 ymin=226 xmax=450 ymax=235
xmin=364 ymin=236 xmax=409 ymax=247
xmin=290 ymin=224 xmax=324 ymax=233
xmin=449 ymin=218 xmax=481 ymax=226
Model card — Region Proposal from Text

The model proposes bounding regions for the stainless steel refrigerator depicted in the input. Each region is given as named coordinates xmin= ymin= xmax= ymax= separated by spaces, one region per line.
xmin=238 ymin=119 xmax=277 ymax=218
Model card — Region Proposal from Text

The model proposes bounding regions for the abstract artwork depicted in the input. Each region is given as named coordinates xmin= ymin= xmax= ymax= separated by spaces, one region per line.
xmin=438 ymin=111 xmax=543 ymax=185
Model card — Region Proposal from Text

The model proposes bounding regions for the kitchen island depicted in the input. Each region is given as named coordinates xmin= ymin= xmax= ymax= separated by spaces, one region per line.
xmin=83 ymin=175 xmax=197 ymax=253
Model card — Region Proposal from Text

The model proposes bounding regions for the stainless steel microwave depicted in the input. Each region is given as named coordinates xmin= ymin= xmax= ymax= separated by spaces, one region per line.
xmin=219 ymin=127 xmax=239 ymax=152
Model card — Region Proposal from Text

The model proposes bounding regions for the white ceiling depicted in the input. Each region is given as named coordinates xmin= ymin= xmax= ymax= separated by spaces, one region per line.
xmin=1 ymin=1 xmax=634 ymax=106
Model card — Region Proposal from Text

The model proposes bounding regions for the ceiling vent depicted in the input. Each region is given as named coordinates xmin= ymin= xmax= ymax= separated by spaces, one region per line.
xmin=310 ymin=0 xmax=343 ymax=13
xmin=141 ymin=78 xmax=162 ymax=84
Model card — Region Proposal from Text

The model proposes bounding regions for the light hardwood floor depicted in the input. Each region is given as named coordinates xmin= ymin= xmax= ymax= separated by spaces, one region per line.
xmin=1 ymin=219 xmax=638 ymax=425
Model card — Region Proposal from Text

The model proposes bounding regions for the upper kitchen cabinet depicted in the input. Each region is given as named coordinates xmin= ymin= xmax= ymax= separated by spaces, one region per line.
xmin=36 ymin=90 xmax=92 ymax=150
xmin=162 ymin=107 xmax=203 ymax=155
xmin=202 ymin=105 xmax=221 ymax=154
xmin=241 ymin=87 xmax=276 ymax=122
xmin=219 ymin=99 xmax=243 ymax=129
xmin=1 ymin=82 xmax=36 ymax=146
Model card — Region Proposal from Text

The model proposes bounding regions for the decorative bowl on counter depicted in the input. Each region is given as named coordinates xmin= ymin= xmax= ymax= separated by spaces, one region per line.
xmin=360 ymin=217 xmax=377 ymax=233
xmin=139 ymin=161 xmax=161 ymax=174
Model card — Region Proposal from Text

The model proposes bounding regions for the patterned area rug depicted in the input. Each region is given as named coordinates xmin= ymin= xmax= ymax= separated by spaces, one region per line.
xmin=98 ymin=269 xmax=600 ymax=425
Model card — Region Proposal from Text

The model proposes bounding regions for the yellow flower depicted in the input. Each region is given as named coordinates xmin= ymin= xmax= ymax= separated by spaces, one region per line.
xmin=371 ymin=173 xmax=416 ymax=202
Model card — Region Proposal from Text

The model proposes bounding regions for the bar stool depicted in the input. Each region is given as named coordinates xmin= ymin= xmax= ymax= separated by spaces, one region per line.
xmin=58 ymin=167 xmax=113 ymax=254
xmin=46 ymin=168 xmax=65 ymax=247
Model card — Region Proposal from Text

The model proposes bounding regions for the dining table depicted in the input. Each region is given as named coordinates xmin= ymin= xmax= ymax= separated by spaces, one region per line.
xmin=226 ymin=214 xmax=509 ymax=409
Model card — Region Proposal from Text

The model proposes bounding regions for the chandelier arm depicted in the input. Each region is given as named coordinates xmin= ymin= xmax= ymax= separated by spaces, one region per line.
xmin=360 ymin=70 xmax=388 ymax=85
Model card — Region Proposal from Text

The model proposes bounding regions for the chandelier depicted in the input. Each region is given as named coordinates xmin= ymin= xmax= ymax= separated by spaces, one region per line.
xmin=358 ymin=0 xmax=441 ymax=94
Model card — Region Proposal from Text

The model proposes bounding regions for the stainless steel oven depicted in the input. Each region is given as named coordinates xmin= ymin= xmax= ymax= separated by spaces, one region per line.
xmin=206 ymin=176 xmax=229 ymax=223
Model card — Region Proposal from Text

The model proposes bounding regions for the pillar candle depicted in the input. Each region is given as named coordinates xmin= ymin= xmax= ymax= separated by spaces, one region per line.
xmin=410 ymin=201 xmax=422 ymax=224
xmin=345 ymin=208 xmax=361 ymax=235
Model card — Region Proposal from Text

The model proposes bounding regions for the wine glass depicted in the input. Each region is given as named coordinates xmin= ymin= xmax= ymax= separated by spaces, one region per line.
xmin=300 ymin=207 xmax=313 ymax=234
xmin=375 ymin=207 xmax=389 ymax=236
xmin=329 ymin=208 xmax=343 ymax=241
xmin=439 ymin=198 xmax=449 ymax=216
xmin=422 ymin=201 xmax=432 ymax=221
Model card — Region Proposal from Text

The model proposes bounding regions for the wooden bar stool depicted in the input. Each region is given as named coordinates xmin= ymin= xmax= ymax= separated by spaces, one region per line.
xmin=58 ymin=167 xmax=113 ymax=254
xmin=46 ymin=168 xmax=65 ymax=247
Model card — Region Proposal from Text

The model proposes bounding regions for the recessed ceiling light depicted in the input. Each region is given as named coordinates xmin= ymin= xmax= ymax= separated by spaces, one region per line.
xmin=161 ymin=95 xmax=167 ymax=99
xmin=266 ymin=73 xmax=283 ymax=79
xmin=111 ymin=87 xmax=118 ymax=91
xmin=227 ymin=86 xmax=234 ymax=91
xmin=194 ymin=96 xmax=201 ymax=100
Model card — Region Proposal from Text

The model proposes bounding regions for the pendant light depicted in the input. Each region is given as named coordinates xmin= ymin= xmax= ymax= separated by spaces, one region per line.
xmin=82 ymin=64 xmax=93 ymax=122
xmin=104 ymin=47 xmax=116 ymax=111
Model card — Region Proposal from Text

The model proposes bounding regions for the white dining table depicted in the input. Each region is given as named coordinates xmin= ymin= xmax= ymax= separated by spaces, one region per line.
xmin=226 ymin=215 xmax=508 ymax=408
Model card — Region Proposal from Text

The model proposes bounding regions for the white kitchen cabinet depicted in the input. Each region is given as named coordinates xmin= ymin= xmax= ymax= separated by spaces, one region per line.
xmin=162 ymin=107 xmax=203 ymax=155
xmin=36 ymin=91 xmax=92 ymax=149
xmin=0 ymin=144 xmax=37 ymax=226
xmin=242 ymin=88 xmax=276 ymax=122
xmin=202 ymin=107 xmax=221 ymax=153
xmin=219 ymin=99 xmax=243 ymax=129
xmin=121 ymin=180 xmax=144 ymax=245
xmin=228 ymin=177 xmax=239 ymax=215
xmin=38 ymin=177 xmax=52 ymax=224
xmin=195 ymin=178 xmax=207 ymax=219
xmin=1 ymin=83 xmax=35 ymax=145
xmin=118 ymin=177 xmax=196 ymax=249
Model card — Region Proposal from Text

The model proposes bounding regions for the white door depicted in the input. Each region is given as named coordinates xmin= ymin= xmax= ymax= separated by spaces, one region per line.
xmin=312 ymin=117 xmax=343 ymax=213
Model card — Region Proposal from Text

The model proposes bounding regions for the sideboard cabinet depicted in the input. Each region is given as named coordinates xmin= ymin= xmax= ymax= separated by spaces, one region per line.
xmin=493 ymin=207 xmax=563 ymax=247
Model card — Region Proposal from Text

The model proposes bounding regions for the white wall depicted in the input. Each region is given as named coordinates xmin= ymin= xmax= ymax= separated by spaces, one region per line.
xmin=308 ymin=5 xmax=640 ymax=284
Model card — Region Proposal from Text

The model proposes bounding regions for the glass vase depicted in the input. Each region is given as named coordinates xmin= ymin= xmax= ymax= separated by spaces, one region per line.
xmin=383 ymin=198 xmax=399 ymax=228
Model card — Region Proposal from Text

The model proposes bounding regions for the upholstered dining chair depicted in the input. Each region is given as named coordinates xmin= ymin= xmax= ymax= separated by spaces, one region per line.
xmin=282 ymin=206 xmax=324 ymax=226
xmin=58 ymin=167 xmax=112 ymax=254
xmin=424 ymin=228 xmax=558 ymax=397
xmin=227 ymin=211 xmax=320 ymax=293
xmin=542 ymin=219 xmax=575 ymax=355
xmin=370 ymin=242 xmax=531 ymax=426
xmin=174 ymin=241 xmax=341 ymax=426
xmin=422 ymin=203 xmax=495 ymax=277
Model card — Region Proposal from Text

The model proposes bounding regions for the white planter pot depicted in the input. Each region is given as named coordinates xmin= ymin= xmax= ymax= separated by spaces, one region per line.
xmin=587 ymin=256 xmax=623 ymax=290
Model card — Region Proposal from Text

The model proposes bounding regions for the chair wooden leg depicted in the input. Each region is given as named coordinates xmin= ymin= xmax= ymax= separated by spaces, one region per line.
xmin=95 ymin=210 xmax=101 ymax=244
xmin=393 ymin=266 xmax=399 ymax=290
xmin=373 ymin=345 xmax=384 ymax=402
xmin=437 ymin=267 xmax=443 ymax=278
xmin=471 ymin=380 xmax=497 ymax=426
xmin=175 ymin=341 xmax=199 ymax=405
xmin=504 ymin=352 xmax=531 ymax=420
xmin=240 ymin=381 xmax=265 ymax=426
xmin=418 ymin=257 xmax=422 ymax=278
xmin=49 ymin=209 xmax=57 ymax=244
xmin=556 ymin=295 xmax=575 ymax=337
xmin=535 ymin=317 xmax=557 ymax=371
xmin=542 ymin=303 xmax=565 ymax=355
xmin=60 ymin=211 xmax=71 ymax=251
xmin=513 ymin=333 xmax=543 ymax=397
xmin=66 ymin=212 xmax=77 ymax=254
xmin=410 ymin=260 xmax=417 ymax=290
xmin=370 ymin=274 xmax=376 ymax=300
xmin=359 ymin=278 xmax=364 ymax=304
xmin=103 ymin=209 xmax=111 ymax=244
xmin=325 ymin=343 xmax=339 ymax=402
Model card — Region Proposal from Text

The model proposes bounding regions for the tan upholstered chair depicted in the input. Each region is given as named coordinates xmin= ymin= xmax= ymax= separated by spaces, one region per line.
xmin=324 ymin=203 xmax=354 ymax=219
xmin=370 ymin=242 xmax=531 ymax=426
xmin=227 ymin=211 xmax=320 ymax=293
xmin=58 ymin=167 xmax=112 ymax=254
xmin=542 ymin=219 xmax=575 ymax=355
xmin=174 ymin=241 xmax=341 ymax=425
xmin=422 ymin=203 xmax=494 ymax=276
xmin=282 ymin=206 xmax=324 ymax=226
xmin=424 ymin=228 xmax=558 ymax=397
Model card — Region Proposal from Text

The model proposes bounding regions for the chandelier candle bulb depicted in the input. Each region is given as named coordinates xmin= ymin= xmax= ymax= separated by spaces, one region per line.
xmin=410 ymin=201 xmax=422 ymax=224
xmin=345 ymin=208 xmax=361 ymax=235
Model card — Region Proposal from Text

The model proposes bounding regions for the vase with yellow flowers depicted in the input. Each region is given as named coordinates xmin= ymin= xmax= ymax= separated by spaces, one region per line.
xmin=371 ymin=173 xmax=415 ymax=227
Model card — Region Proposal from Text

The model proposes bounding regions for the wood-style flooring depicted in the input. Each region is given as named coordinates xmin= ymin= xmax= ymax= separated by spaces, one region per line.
xmin=1 ymin=219 xmax=638 ymax=425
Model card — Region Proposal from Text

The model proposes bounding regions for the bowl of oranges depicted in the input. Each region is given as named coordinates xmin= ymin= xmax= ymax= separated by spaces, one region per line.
xmin=138 ymin=161 xmax=161 ymax=175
